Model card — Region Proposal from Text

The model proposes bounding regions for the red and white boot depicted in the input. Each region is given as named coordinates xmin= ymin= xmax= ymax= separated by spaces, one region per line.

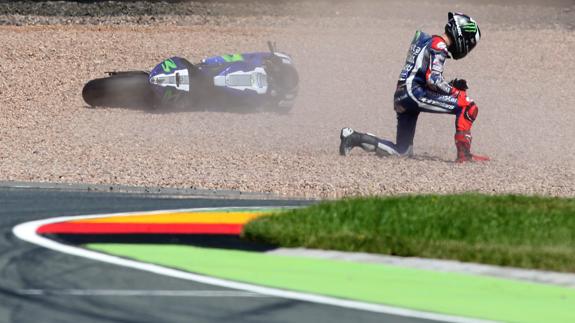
xmin=454 ymin=131 xmax=490 ymax=163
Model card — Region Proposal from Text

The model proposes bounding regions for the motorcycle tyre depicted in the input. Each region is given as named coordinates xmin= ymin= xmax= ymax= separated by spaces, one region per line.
xmin=82 ymin=72 xmax=156 ymax=108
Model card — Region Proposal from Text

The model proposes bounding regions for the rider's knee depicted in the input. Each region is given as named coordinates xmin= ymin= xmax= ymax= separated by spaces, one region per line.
xmin=456 ymin=102 xmax=478 ymax=132
xmin=464 ymin=102 xmax=478 ymax=122
xmin=394 ymin=101 xmax=407 ymax=114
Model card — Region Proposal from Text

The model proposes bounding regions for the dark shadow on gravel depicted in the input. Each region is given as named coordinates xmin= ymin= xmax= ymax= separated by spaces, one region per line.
xmin=410 ymin=154 xmax=453 ymax=163
xmin=84 ymin=103 xmax=285 ymax=115
xmin=47 ymin=233 xmax=278 ymax=252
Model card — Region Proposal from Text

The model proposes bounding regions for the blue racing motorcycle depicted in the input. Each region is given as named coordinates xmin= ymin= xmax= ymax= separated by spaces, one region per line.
xmin=82 ymin=42 xmax=299 ymax=113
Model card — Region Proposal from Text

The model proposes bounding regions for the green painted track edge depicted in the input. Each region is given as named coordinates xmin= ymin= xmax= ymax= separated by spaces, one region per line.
xmin=86 ymin=244 xmax=575 ymax=323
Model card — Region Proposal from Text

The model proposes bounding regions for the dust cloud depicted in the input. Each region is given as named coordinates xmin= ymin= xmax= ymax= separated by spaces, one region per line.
xmin=0 ymin=0 xmax=573 ymax=197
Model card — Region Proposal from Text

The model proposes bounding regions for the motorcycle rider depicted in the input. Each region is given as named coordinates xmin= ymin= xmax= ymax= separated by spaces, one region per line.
xmin=340 ymin=12 xmax=489 ymax=162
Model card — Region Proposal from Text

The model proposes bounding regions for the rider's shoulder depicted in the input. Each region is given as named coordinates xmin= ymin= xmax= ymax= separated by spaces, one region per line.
xmin=430 ymin=35 xmax=449 ymax=52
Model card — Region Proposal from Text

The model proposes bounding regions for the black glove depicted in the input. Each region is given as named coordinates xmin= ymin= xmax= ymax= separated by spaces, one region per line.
xmin=450 ymin=78 xmax=468 ymax=91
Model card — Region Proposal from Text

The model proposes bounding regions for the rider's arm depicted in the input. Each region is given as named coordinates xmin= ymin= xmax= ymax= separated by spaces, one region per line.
xmin=426 ymin=36 xmax=455 ymax=95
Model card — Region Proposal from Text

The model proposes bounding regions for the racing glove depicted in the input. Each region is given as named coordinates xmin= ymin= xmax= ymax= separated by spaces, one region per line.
xmin=450 ymin=78 xmax=468 ymax=91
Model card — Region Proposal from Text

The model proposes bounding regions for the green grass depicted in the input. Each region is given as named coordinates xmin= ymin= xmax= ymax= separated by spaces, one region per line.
xmin=242 ymin=194 xmax=575 ymax=272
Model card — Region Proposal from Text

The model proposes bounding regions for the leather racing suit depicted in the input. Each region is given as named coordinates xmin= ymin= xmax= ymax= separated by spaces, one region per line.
xmin=394 ymin=30 xmax=478 ymax=156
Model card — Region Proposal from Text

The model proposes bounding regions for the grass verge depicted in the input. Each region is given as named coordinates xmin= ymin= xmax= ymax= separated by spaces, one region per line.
xmin=242 ymin=194 xmax=575 ymax=272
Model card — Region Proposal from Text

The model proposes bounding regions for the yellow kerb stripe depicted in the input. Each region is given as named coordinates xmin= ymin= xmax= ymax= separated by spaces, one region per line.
xmin=71 ymin=212 xmax=268 ymax=224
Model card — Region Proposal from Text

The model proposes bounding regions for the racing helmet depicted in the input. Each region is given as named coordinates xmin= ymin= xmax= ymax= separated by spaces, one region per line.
xmin=444 ymin=12 xmax=481 ymax=60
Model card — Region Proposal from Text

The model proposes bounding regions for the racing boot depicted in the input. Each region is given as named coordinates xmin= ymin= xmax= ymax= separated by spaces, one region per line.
xmin=455 ymin=131 xmax=490 ymax=163
xmin=340 ymin=128 xmax=400 ymax=157
xmin=340 ymin=128 xmax=361 ymax=156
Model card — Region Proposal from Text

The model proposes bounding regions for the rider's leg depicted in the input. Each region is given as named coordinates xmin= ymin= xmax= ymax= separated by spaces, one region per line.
xmin=409 ymin=87 xmax=489 ymax=162
xmin=395 ymin=111 xmax=419 ymax=156
xmin=454 ymin=100 xmax=490 ymax=162
xmin=339 ymin=128 xmax=400 ymax=156
xmin=392 ymin=87 xmax=422 ymax=156
xmin=340 ymin=87 xmax=419 ymax=157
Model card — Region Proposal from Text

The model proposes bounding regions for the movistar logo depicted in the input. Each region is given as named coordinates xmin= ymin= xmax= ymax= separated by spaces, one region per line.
xmin=461 ymin=22 xmax=477 ymax=33
xmin=162 ymin=59 xmax=178 ymax=73
xmin=221 ymin=54 xmax=244 ymax=63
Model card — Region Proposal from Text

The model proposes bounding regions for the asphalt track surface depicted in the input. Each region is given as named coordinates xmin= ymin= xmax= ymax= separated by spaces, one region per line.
xmin=0 ymin=186 xmax=439 ymax=323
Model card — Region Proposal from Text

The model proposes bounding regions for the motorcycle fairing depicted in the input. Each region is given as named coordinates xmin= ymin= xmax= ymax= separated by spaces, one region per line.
xmin=149 ymin=57 xmax=192 ymax=99
xmin=147 ymin=51 xmax=296 ymax=108
xmin=202 ymin=53 xmax=245 ymax=65
xmin=213 ymin=66 xmax=268 ymax=95
xmin=200 ymin=52 xmax=289 ymax=96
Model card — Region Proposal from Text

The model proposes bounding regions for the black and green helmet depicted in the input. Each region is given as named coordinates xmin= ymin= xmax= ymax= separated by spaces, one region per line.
xmin=445 ymin=12 xmax=481 ymax=60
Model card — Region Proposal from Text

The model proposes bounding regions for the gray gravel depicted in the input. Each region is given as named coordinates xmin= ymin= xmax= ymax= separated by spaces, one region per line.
xmin=0 ymin=0 xmax=306 ymax=25
xmin=0 ymin=0 xmax=573 ymax=198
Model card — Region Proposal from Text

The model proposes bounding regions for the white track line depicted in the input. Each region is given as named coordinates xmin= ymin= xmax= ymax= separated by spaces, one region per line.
xmin=13 ymin=207 xmax=493 ymax=323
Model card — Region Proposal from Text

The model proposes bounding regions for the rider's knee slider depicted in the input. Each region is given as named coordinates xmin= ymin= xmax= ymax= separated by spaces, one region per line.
xmin=464 ymin=102 xmax=478 ymax=122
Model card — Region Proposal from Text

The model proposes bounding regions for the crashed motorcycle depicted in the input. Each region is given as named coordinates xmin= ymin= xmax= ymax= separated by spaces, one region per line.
xmin=82 ymin=42 xmax=299 ymax=113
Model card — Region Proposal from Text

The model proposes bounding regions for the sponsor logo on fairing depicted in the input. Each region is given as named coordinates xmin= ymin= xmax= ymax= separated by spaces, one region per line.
xmin=161 ymin=59 xmax=178 ymax=73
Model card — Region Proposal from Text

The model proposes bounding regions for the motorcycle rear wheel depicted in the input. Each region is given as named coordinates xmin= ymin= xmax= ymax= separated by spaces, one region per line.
xmin=82 ymin=72 xmax=156 ymax=108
